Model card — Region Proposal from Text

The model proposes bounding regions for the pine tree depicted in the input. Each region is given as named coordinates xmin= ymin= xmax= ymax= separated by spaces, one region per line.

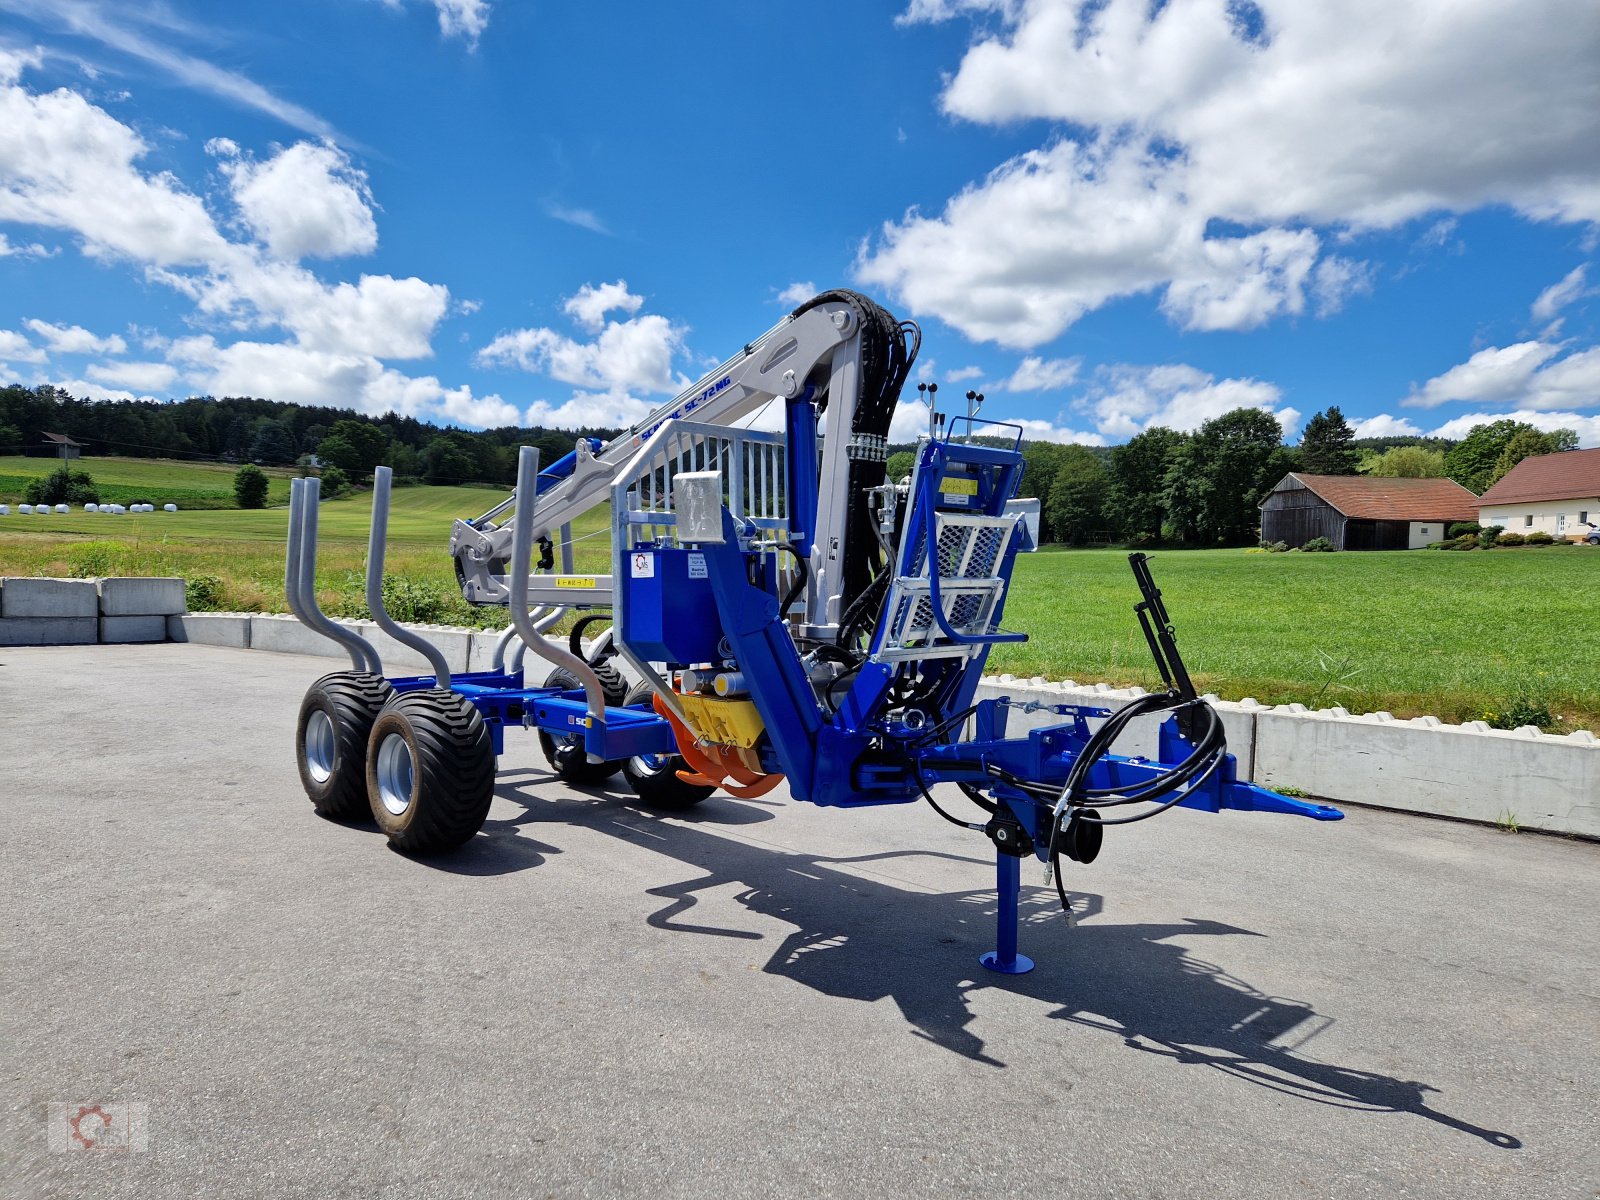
xmin=1299 ymin=406 xmax=1360 ymax=475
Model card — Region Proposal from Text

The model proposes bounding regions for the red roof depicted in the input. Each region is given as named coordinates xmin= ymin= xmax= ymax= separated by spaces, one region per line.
xmin=40 ymin=431 xmax=83 ymax=446
xmin=1475 ymin=448 xmax=1600 ymax=507
xmin=1271 ymin=474 xmax=1480 ymax=522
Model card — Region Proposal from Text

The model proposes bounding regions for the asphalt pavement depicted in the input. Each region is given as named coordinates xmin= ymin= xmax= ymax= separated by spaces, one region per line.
xmin=2 ymin=644 xmax=1597 ymax=1199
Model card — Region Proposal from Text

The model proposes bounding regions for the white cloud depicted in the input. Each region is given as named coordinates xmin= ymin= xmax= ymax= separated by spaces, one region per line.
xmin=478 ymin=286 xmax=686 ymax=397
xmin=777 ymin=281 xmax=817 ymax=306
xmin=0 ymin=0 xmax=343 ymax=141
xmin=1429 ymin=410 xmax=1600 ymax=448
xmin=545 ymin=204 xmax=609 ymax=235
xmin=1406 ymin=341 xmax=1563 ymax=408
xmin=1083 ymin=363 xmax=1295 ymax=440
xmin=0 ymin=64 xmax=230 ymax=266
xmin=1531 ymin=265 xmax=1591 ymax=323
xmin=1350 ymin=414 xmax=1423 ymax=439
xmin=1008 ymin=417 xmax=1105 ymax=445
xmin=945 ymin=365 xmax=984 ymax=382
xmin=46 ymin=377 xmax=152 ymax=403
xmin=563 ymin=280 xmax=644 ymax=332
xmin=860 ymin=0 xmax=1600 ymax=343
xmin=0 ymin=328 xmax=46 ymax=363
xmin=0 ymin=231 xmax=54 ymax=257
xmin=432 ymin=0 xmax=490 ymax=47
xmin=218 ymin=141 xmax=378 ymax=261
xmin=23 ymin=319 xmax=126 ymax=355
xmin=524 ymin=391 xmax=656 ymax=430
xmin=1001 ymin=355 xmax=1079 ymax=392
xmin=85 ymin=359 xmax=177 ymax=391
xmin=1310 ymin=256 xmax=1374 ymax=317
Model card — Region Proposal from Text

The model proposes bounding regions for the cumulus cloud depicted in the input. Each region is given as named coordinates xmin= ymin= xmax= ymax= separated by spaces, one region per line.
xmin=863 ymin=0 xmax=1600 ymax=344
xmin=1406 ymin=341 xmax=1564 ymax=408
xmin=563 ymin=280 xmax=644 ymax=332
xmin=1082 ymin=363 xmax=1296 ymax=440
xmin=477 ymin=283 xmax=687 ymax=405
xmin=0 ymin=231 xmax=54 ymax=258
xmin=777 ymin=281 xmax=817 ymax=306
xmin=85 ymin=359 xmax=177 ymax=392
xmin=945 ymin=365 xmax=984 ymax=382
xmin=216 ymin=141 xmax=378 ymax=261
xmin=0 ymin=328 xmax=47 ymax=363
xmin=432 ymin=0 xmax=490 ymax=46
xmin=524 ymin=391 xmax=657 ymax=430
xmin=1001 ymin=355 xmax=1080 ymax=392
xmin=24 ymin=319 xmax=126 ymax=355
xmin=0 ymin=58 xmax=517 ymax=427
xmin=1531 ymin=265 xmax=1591 ymax=323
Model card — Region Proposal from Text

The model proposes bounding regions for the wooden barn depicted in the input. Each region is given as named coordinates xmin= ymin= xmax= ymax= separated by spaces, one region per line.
xmin=1259 ymin=474 xmax=1480 ymax=550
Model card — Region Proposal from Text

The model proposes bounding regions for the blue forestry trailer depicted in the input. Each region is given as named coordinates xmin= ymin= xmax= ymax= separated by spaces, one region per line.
xmin=288 ymin=289 xmax=1340 ymax=973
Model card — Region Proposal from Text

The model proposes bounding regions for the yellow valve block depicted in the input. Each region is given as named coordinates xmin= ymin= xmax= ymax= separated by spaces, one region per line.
xmin=675 ymin=691 xmax=767 ymax=749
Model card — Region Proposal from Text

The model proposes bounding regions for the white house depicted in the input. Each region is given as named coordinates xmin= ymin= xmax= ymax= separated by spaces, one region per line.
xmin=1475 ymin=447 xmax=1600 ymax=540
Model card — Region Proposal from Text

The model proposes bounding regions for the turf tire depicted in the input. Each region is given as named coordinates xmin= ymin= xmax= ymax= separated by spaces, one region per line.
xmin=536 ymin=662 xmax=628 ymax=784
xmin=296 ymin=672 xmax=395 ymax=821
xmin=366 ymin=689 xmax=496 ymax=855
xmin=619 ymin=682 xmax=715 ymax=810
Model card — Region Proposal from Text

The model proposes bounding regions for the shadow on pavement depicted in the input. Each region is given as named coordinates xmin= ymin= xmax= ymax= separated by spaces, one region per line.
xmin=431 ymin=768 xmax=1523 ymax=1150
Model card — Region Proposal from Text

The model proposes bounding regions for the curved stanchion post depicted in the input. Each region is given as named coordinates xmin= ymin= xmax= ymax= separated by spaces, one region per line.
xmin=365 ymin=467 xmax=452 ymax=689
xmin=290 ymin=477 xmax=381 ymax=673
xmin=490 ymin=623 xmax=519 ymax=673
xmin=509 ymin=447 xmax=609 ymax=760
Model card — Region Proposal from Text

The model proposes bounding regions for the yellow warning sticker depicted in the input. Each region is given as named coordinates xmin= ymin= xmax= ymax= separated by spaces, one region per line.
xmin=939 ymin=475 xmax=978 ymax=495
xmin=555 ymin=576 xmax=597 ymax=589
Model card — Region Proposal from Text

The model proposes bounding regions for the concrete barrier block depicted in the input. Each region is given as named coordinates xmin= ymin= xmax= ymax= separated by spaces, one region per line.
xmin=1254 ymin=708 xmax=1600 ymax=839
xmin=469 ymin=628 xmax=515 ymax=674
xmin=98 ymin=577 xmax=186 ymax=616
xmin=249 ymin=613 xmax=360 ymax=659
xmin=1 ymin=577 xmax=98 ymax=618
xmin=100 ymin=615 xmax=167 ymax=644
xmin=168 ymin=613 xmax=252 ymax=648
xmin=366 ymin=623 xmax=473 ymax=676
xmin=0 ymin=616 xmax=97 ymax=645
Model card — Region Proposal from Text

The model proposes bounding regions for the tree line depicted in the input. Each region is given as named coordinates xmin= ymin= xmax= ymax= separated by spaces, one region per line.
xmin=887 ymin=406 xmax=1581 ymax=547
xmin=0 ymin=385 xmax=621 ymax=487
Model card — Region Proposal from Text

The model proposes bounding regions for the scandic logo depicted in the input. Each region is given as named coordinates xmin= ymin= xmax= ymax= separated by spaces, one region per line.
xmin=49 ymin=1102 xmax=149 ymax=1151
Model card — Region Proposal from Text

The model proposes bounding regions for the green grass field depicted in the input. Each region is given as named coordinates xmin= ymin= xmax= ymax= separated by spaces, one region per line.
xmin=0 ymin=455 xmax=298 ymax=509
xmin=2 ymin=457 xmax=1596 ymax=728
xmin=0 ymin=483 xmax=610 ymax=623
xmin=995 ymin=545 xmax=1600 ymax=728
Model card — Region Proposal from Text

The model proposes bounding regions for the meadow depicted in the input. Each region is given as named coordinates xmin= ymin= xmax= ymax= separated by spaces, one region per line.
xmin=0 ymin=455 xmax=298 ymax=509
xmin=1 ymin=459 xmax=1596 ymax=728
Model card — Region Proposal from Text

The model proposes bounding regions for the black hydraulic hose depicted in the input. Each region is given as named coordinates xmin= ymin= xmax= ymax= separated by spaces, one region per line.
xmin=567 ymin=612 xmax=614 ymax=660
xmin=779 ymin=542 xmax=809 ymax=619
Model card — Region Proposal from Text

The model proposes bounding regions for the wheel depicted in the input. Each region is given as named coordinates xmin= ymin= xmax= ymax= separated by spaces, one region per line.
xmin=536 ymin=662 xmax=628 ymax=784
xmin=366 ymin=689 xmax=496 ymax=854
xmin=619 ymin=683 xmax=715 ymax=810
xmin=296 ymin=672 xmax=395 ymax=821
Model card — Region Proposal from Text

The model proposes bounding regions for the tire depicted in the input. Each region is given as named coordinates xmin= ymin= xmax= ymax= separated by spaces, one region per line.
xmin=536 ymin=662 xmax=628 ymax=784
xmin=296 ymin=672 xmax=395 ymax=821
xmin=619 ymin=683 xmax=715 ymax=810
xmin=366 ymin=689 xmax=496 ymax=855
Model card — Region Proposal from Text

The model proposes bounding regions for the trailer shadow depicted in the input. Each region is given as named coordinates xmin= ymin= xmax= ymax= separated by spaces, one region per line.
xmin=469 ymin=776 xmax=1518 ymax=1150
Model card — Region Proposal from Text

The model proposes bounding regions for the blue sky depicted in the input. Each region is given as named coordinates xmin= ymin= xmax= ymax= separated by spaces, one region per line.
xmin=1 ymin=0 xmax=1597 ymax=446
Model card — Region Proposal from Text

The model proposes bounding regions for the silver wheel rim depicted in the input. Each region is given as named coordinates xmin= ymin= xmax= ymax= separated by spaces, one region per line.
xmin=631 ymin=753 xmax=670 ymax=777
xmin=304 ymin=710 xmax=336 ymax=784
xmin=376 ymin=732 xmax=415 ymax=817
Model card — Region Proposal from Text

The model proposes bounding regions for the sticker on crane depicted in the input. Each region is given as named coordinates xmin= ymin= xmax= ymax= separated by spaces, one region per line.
xmin=940 ymin=475 xmax=978 ymax=502
xmin=686 ymin=553 xmax=707 ymax=579
xmin=631 ymin=552 xmax=655 ymax=578
xmin=555 ymin=576 xmax=597 ymax=589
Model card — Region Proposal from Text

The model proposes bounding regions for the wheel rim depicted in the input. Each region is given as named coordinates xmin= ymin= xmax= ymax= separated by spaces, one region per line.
xmin=631 ymin=752 xmax=671 ymax=777
xmin=304 ymin=710 xmax=336 ymax=784
xmin=376 ymin=731 xmax=415 ymax=816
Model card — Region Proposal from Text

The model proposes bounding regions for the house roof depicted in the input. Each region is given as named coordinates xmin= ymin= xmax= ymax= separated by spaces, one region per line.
xmin=1475 ymin=447 xmax=1600 ymax=507
xmin=1270 ymin=473 xmax=1480 ymax=522
xmin=39 ymin=431 xmax=83 ymax=447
